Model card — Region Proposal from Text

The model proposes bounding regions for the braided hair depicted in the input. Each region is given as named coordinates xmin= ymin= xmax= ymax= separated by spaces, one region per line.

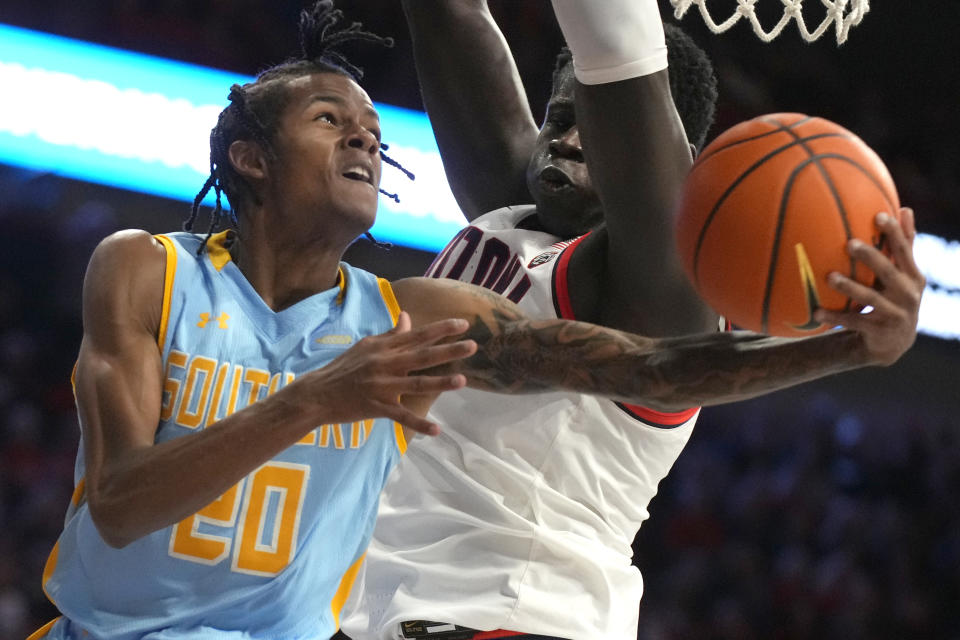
xmin=187 ymin=1 xmax=410 ymax=249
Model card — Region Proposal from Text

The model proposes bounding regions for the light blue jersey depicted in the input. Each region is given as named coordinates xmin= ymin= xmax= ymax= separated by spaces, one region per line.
xmin=35 ymin=231 xmax=406 ymax=640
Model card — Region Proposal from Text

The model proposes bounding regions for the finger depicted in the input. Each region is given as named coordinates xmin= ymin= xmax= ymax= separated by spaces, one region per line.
xmin=380 ymin=405 xmax=442 ymax=436
xmin=814 ymin=307 xmax=870 ymax=333
xmin=389 ymin=339 xmax=478 ymax=373
xmin=822 ymin=271 xmax=896 ymax=316
xmin=383 ymin=317 xmax=471 ymax=350
xmin=899 ymin=207 xmax=917 ymax=244
xmin=359 ymin=397 xmax=443 ymax=437
xmin=403 ymin=419 xmax=441 ymax=437
xmin=875 ymin=211 xmax=924 ymax=283
xmin=387 ymin=310 xmax=412 ymax=335
xmin=847 ymin=238 xmax=907 ymax=298
xmin=393 ymin=372 xmax=468 ymax=395
xmin=375 ymin=372 xmax=469 ymax=399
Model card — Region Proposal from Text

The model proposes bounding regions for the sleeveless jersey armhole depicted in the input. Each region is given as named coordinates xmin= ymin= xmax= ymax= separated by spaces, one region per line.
xmin=550 ymin=234 xmax=589 ymax=320
xmin=25 ymin=616 xmax=61 ymax=640
xmin=331 ymin=552 xmax=367 ymax=630
xmin=376 ymin=278 xmax=401 ymax=324
xmin=617 ymin=317 xmax=726 ymax=427
xmin=376 ymin=278 xmax=408 ymax=455
xmin=153 ymin=234 xmax=178 ymax=352
xmin=550 ymin=234 xmax=700 ymax=428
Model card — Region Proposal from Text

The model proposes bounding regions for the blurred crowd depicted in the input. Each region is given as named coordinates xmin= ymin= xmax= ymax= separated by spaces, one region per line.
xmin=1 ymin=1 xmax=958 ymax=638
xmin=634 ymin=396 xmax=960 ymax=640
xmin=0 ymin=175 xmax=103 ymax=638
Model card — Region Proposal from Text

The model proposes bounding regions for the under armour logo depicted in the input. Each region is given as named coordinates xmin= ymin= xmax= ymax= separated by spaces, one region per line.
xmin=198 ymin=312 xmax=230 ymax=329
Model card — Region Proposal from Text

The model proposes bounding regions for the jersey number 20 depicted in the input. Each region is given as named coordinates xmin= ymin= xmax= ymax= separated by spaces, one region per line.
xmin=168 ymin=461 xmax=310 ymax=577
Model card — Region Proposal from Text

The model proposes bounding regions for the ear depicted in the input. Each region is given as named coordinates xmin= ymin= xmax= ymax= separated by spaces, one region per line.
xmin=228 ymin=139 xmax=269 ymax=182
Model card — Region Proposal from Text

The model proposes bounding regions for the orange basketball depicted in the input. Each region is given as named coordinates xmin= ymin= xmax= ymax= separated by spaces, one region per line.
xmin=675 ymin=113 xmax=900 ymax=337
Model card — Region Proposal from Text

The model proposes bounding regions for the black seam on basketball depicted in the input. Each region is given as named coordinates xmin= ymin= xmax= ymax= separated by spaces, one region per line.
xmin=759 ymin=153 xmax=899 ymax=330
xmin=773 ymin=121 xmax=892 ymax=314
xmin=761 ymin=115 xmax=814 ymax=130
xmin=816 ymin=155 xmax=899 ymax=214
xmin=774 ymin=123 xmax=855 ymax=236
xmin=789 ymin=125 xmax=855 ymax=313
xmin=696 ymin=129 xmax=784 ymax=165
xmin=696 ymin=116 xmax=812 ymax=165
xmin=811 ymin=153 xmax=900 ymax=310
xmin=691 ymin=132 xmax=846 ymax=286
xmin=761 ymin=160 xmax=808 ymax=332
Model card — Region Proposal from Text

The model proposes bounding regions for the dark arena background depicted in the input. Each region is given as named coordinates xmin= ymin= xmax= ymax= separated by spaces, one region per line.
xmin=0 ymin=1 xmax=958 ymax=638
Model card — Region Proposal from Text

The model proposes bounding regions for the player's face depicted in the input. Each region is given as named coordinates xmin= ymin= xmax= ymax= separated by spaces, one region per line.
xmin=526 ymin=65 xmax=604 ymax=238
xmin=267 ymin=72 xmax=382 ymax=237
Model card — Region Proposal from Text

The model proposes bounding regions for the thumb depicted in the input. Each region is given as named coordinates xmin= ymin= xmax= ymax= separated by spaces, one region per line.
xmin=388 ymin=310 xmax=412 ymax=335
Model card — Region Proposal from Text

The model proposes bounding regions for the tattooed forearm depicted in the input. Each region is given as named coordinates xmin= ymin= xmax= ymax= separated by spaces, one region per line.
xmin=630 ymin=329 xmax=870 ymax=410
xmin=450 ymin=304 xmax=871 ymax=411
xmin=458 ymin=309 xmax=653 ymax=394
xmin=410 ymin=277 xmax=873 ymax=411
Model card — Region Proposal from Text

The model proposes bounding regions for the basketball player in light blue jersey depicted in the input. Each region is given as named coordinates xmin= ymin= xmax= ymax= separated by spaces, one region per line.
xmin=31 ymin=2 xmax=924 ymax=640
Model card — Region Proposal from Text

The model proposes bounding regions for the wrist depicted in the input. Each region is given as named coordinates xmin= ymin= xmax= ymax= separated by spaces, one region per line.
xmin=830 ymin=329 xmax=873 ymax=367
xmin=550 ymin=0 xmax=667 ymax=85
xmin=266 ymin=374 xmax=328 ymax=433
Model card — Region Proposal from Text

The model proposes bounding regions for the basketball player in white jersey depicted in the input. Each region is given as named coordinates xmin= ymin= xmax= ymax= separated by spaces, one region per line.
xmin=340 ymin=1 xmax=926 ymax=639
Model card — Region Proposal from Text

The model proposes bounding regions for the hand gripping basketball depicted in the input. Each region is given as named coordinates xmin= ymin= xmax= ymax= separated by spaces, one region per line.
xmin=675 ymin=113 xmax=902 ymax=338
xmin=814 ymin=208 xmax=925 ymax=366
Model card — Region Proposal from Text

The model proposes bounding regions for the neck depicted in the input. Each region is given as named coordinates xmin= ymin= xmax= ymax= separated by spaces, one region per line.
xmin=233 ymin=207 xmax=353 ymax=311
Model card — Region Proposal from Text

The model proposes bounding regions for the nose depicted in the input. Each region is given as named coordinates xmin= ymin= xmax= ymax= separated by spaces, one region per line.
xmin=346 ymin=124 xmax=380 ymax=154
xmin=549 ymin=126 xmax=583 ymax=162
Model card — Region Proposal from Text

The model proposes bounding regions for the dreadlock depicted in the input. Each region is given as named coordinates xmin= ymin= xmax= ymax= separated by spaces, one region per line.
xmin=550 ymin=23 xmax=718 ymax=152
xmin=187 ymin=0 xmax=410 ymax=252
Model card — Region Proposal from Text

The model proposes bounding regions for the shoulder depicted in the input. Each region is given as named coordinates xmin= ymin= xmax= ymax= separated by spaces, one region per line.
xmin=390 ymin=276 xmax=473 ymax=310
xmin=392 ymin=276 xmax=514 ymax=326
xmin=471 ymin=204 xmax=540 ymax=231
xmin=85 ymin=229 xmax=168 ymax=297
xmin=88 ymin=229 xmax=169 ymax=269
xmin=83 ymin=229 xmax=169 ymax=335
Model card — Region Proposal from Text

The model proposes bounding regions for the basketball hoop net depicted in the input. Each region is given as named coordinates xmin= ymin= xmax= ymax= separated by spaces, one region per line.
xmin=668 ymin=0 xmax=870 ymax=44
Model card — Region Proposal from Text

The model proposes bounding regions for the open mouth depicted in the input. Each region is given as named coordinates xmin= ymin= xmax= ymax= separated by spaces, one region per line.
xmin=342 ymin=165 xmax=374 ymax=186
xmin=537 ymin=166 xmax=573 ymax=192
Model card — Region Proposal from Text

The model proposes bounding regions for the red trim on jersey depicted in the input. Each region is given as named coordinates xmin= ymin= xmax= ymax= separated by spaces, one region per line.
xmin=551 ymin=233 xmax=589 ymax=320
xmin=471 ymin=631 xmax=524 ymax=639
xmin=551 ymin=233 xmax=700 ymax=428
xmin=616 ymin=403 xmax=699 ymax=427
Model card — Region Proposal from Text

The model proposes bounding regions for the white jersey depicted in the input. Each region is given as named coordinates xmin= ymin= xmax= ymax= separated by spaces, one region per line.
xmin=342 ymin=206 xmax=700 ymax=640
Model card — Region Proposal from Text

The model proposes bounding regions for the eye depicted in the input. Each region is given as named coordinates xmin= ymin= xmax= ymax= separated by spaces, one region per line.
xmin=546 ymin=113 xmax=573 ymax=131
xmin=314 ymin=112 xmax=336 ymax=124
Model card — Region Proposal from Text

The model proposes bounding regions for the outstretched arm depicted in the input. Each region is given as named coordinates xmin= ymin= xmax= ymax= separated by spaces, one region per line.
xmin=75 ymin=232 xmax=474 ymax=547
xmin=551 ymin=0 xmax=718 ymax=337
xmin=401 ymin=0 xmax=537 ymax=219
xmin=395 ymin=210 xmax=923 ymax=412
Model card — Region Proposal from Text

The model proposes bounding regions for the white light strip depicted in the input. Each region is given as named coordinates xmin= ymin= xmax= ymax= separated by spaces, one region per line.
xmin=0 ymin=23 xmax=463 ymax=252
xmin=918 ymin=284 xmax=960 ymax=341
xmin=913 ymin=233 xmax=960 ymax=341
xmin=0 ymin=60 xmax=218 ymax=174
xmin=915 ymin=233 xmax=960 ymax=291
